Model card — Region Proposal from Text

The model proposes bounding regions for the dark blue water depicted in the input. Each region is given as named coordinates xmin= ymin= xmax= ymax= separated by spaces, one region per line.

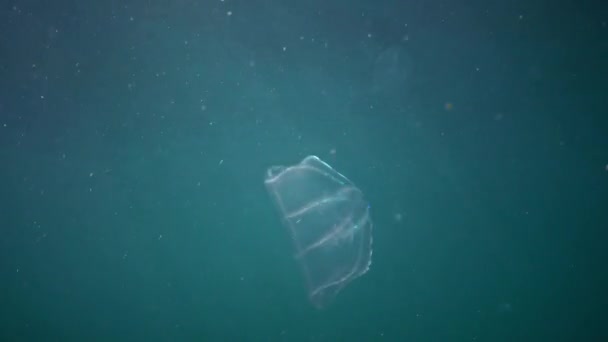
xmin=1 ymin=0 xmax=607 ymax=341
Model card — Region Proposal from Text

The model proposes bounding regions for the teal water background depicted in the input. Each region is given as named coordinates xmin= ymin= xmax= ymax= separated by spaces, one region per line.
xmin=1 ymin=0 xmax=607 ymax=340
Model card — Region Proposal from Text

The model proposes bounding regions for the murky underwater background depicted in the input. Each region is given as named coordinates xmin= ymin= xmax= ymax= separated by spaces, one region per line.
xmin=1 ymin=0 xmax=607 ymax=340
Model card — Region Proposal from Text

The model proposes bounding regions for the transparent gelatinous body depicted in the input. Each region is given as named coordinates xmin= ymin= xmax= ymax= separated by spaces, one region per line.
xmin=264 ymin=155 xmax=373 ymax=308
